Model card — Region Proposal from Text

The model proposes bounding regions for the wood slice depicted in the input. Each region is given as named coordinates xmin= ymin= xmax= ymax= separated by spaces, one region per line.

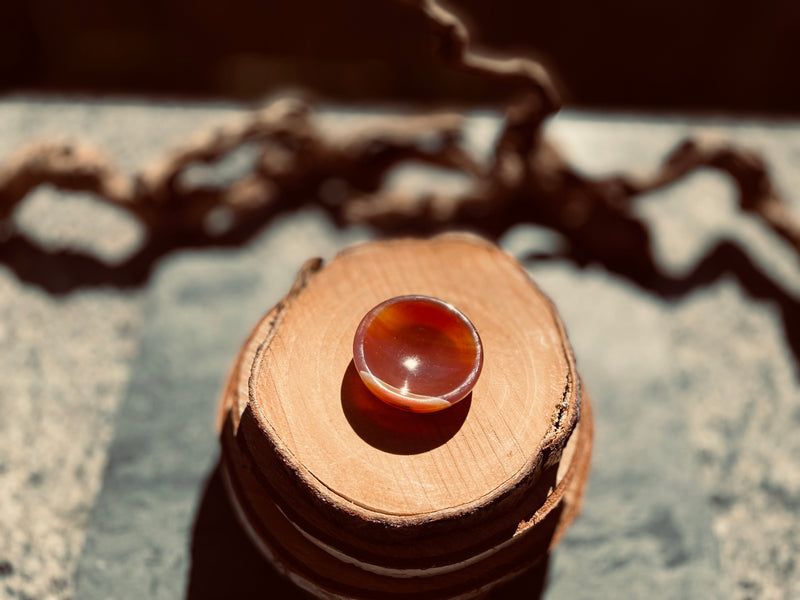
xmin=217 ymin=233 xmax=592 ymax=598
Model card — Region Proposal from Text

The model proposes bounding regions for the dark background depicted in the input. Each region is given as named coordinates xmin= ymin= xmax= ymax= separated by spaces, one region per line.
xmin=3 ymin=0 xmax=799 ymax=114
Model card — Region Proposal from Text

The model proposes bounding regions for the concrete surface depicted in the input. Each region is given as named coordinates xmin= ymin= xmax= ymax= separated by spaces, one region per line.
xmin=0 ymin=98 xmax=798 ymax=600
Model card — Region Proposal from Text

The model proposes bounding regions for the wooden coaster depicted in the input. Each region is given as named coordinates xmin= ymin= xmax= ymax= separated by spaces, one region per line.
xmin=218 ymin=234 xmax=593 ymax=599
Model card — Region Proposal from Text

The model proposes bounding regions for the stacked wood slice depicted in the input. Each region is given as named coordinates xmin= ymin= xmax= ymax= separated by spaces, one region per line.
xmin=217 ymin=234 xmax=593 ymax=600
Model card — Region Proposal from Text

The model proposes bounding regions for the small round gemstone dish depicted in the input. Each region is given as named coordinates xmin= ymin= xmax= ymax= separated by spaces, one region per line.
xmin=352 ymin=295 xmax=483 ymax=413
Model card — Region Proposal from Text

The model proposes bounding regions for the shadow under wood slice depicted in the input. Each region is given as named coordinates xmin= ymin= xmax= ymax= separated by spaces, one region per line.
xmin=214 ymin=233 xmax=593 ymax=599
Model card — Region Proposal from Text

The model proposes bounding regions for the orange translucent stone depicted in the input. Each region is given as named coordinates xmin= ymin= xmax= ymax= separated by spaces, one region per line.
xmin=353 ymin=295 xmax=483 ymax=413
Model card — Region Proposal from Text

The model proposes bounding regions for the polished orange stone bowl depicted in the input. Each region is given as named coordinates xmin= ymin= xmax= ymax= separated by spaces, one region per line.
xmin=352 ymin=295 xmax=483 ymax=413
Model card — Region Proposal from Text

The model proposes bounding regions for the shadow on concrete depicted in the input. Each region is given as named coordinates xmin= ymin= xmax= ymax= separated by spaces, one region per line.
xmin=186 ymin=464 xmax=305 ymax=600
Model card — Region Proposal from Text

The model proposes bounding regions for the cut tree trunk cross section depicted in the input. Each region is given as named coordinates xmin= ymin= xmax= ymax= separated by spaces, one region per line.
xmin=218 ymin=233 xmax=593 ymax=599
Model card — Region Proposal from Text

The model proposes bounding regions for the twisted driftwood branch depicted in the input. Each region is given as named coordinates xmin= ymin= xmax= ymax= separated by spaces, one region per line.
xmin=0 ymin=0 xmax=798 ymax=280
